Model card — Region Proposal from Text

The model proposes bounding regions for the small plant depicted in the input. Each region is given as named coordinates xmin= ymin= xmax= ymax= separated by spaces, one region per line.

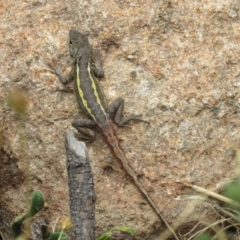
xmin=195 ymin=233 xmax=212 ymax=240
xmin=11 ymin=190 xmax=44 ymax=239
xmin=97 ymin=226 xmax=135 ymax=240
xmin=11 ymin=190 xmax=70 ymax=240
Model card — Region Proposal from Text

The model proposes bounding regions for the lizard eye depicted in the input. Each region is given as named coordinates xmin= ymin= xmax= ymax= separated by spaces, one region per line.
xmin=69 ymin=41 xmax=73 ymax=44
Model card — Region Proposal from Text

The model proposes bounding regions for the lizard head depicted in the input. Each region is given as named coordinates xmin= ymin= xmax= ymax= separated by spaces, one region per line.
xmin=68 ymin=29 xmax=92 ymax=60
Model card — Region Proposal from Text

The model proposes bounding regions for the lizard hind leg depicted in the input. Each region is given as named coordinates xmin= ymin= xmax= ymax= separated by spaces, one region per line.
xmin=72 ymin=119 xmax=97 ymax=141
xmin=107 ymin=97 xmax=149 ymax=127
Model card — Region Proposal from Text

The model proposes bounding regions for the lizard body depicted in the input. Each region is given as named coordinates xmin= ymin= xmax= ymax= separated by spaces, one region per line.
xmin=49 ymin=29 xmax=177 ymax=239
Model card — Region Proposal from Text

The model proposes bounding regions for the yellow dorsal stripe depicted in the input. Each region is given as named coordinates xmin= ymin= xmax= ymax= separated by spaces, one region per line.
xmin=76 ymin=64 xmax=96 ymax=121
xmin=87 ymin=61 xmax=107 ymax=116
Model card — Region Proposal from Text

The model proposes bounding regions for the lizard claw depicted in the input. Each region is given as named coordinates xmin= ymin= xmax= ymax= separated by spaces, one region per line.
xmin=119 ymin=114 xmax=150 ymax=127
xmin=46 ymin=59 xmax=59 ymax=74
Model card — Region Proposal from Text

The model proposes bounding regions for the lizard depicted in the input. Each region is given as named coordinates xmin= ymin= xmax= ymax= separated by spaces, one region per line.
xmin=48 ymin=29 xmax=178 ymax=239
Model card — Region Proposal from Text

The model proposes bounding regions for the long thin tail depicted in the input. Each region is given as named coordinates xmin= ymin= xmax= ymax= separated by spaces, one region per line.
xmin=101 ymin=125 xmax=179 ymax=239
xmin=114 ymin=147 xmax=178 ymax=239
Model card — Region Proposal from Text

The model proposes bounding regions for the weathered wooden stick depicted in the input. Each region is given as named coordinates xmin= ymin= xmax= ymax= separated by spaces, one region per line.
xmin=65 ymin=132 xmax=96 ymax=240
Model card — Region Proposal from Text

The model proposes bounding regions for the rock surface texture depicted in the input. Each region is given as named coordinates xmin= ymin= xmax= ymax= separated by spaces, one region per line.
xmin=0 ymin=0 xmax=239 ymax=239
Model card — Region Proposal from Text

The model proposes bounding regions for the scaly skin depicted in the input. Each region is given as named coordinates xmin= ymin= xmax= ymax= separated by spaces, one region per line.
xmin=49 ymin=29 xmax=178 ymax=239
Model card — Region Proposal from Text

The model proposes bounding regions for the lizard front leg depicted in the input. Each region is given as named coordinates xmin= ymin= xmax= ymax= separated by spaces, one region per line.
xmin=91 ymin=50 xmax=104 ymax=78
xmin=107 ymin=97 xmax=149 ymax=126
xmin=72 ymin=119 xmax=97 ymax=141
xmin=48 ymin=60 xmax=75 ymax=84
